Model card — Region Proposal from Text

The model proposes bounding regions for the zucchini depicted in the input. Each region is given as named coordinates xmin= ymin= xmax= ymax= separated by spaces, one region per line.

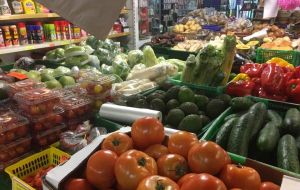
xmin=256 ymin=122 xmax=280 ymax=152
xmin=230 ymin=97 xmax=254 ymax=112
xmin=283 ymin=108 xmax=300 ymax=136
xmin=227 ymin=113 xmax=254 ymax=157
xmin=215 ymin=118 xmax=237 ymax=149
xmin=277 ymin=134 xmax=300 ymax=173
xmin=267 ymin=110 xmax=283 ymax=129
xmin=249 ymin=102 xmax=267 ymax=140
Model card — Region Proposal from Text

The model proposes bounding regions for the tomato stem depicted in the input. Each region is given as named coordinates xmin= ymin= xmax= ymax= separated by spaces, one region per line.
xmin=156 ymin=180 xmax=165 ymax=190
xmin=138 ymin=157 xmax=146 ymax=166
xmin=112 ymin=139 xmax=120 ymax=146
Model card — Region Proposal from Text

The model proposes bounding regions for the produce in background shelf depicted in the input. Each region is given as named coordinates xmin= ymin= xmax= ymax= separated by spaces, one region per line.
xmin=142 ymin=45 xmax=158 ymax=67
xmin=127 ymin=50 xmax=143 ymax=68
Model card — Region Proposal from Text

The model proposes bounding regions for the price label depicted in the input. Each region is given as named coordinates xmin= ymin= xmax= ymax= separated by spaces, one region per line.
xmin=49 ymin=43 xmax=55 ymax=47
xmin=7 ymin=72 xmax=27 ymax=80
xmin=61 ymin=41 xmax=68 ymax=45
xmin=25 ymin=45 xmax=34 ymax=50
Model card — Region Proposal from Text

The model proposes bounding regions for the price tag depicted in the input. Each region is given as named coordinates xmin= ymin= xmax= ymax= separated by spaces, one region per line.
xmin=7 ymin=72 xmax=28 ymax=80
xmin=61 ymin=41 xmax=68 ymax=45
xmin=281 ymin=175 xmax=300 ymax=190
xmin=25 ymin=45 xmax=34 ymax=50
xmin=49 ymin=43 xmax=55 ymax=47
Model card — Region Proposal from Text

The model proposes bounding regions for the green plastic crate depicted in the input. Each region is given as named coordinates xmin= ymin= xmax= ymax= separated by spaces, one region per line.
xmin=152 ymin=45 xmax=197 ymax=61
xmin=168 ymin=77 xmax=226 ymax=97
xmin=201 ymin=103 xmax=300 ymax=179
xmin=256 ymin=48 xmax=300 ymax=66
xmin=249 ymin=96 xmax=300 ymax=111
xmin=93 ymin=114 xmax=124 ymax=133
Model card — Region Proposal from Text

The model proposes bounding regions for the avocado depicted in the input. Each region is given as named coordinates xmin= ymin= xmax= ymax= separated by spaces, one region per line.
xmin=194 ymin=94 xmax=209 ymax=110
xmin=206 ymin=99 xmax=226 ymax=119
xmin=134 ymin=99 xmax=149 ymax=108
xmin=166 ymin=99 xmax=180 ymax=110
xmin=178 ymin=114 xmax=203 ymax=134
xmin=147 ymin=91 xmax=165 ymax=103
xmin=178 ymin=86 xmax=195 ymax=103
xmin=217 ymin=94 xmax=231 ymax=106
xmin=199 ymin=115 xmax=210 ymax=126
xmin=179 ymin=102 xmax=199 ymax=115
xmin=165 ymin=86 xmax=180 ymax=102
xmin=160 ymin=81 xmax=174 ymax=91
xmin=127 ymin=94 xmax=145 ymax=107
xmin=150 ymin=98 xmax=166 ymax=113
xmin=166 ymin=109 xmax=185 ymax=127
xmin=198 ymin=110 xmax=206 ymax=115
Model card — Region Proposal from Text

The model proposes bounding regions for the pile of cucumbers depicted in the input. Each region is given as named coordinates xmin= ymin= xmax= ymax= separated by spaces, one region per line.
xmin=215 ymin=97 xmax=300 ymax=174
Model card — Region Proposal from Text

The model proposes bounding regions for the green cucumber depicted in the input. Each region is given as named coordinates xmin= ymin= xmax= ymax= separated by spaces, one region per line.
xmin=249 ymin=102 xmax=267 ymax=140
xmin=215 ymin=118 xmax=237 ymax=149
xmin=224 ymin=111 xmax=246 ymax=122
xmin=277 ymin=134 xmax=300 ymax=173
xmin=256 ymin=122 xmax=280 ymax=152
xmin=267 ymin=110 xmax=283 ymax=129
xmin=230 ymin=97 xmax=255 ymax=112
xmin=227 ymin=113 xmax=254 ymax=157
xmin=283 ymin=108 xmax=300 ymax=136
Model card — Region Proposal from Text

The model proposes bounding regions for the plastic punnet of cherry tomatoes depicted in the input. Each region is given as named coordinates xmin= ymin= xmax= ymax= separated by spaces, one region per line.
xmin=188 ymin=141 xmax=230 ymax=175
xmin=157 ymin=153 xmax=188 ymax=181
xmin=167 ymin=131 xmax=198 ymax=158
xmin=114 ymin=149 xmax=157 ymax=190
xmin=144 ymin=144 xmax=169 ymax=160
xmin=136 ymin=175 xmax=179 ymax=190
xmin=131 ymin=117 xmax=165 ymax=149
xmin=180 ymin=173 xmax=227 ymax=190
xmin=101 ymin=132 xmax=133 ymax=156
xmin=86 ymin=150 xmax=118 ymax=189
xmin=220 ymin=164 xmax=261 ymax=190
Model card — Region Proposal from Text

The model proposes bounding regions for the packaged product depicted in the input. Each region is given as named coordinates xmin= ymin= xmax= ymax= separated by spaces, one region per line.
xmin=33 ymin=124 xmax=67 ymax=148
xmin=11 ymin=0 xmax=24 ymax=14
xmin=10 ymin=25 xmax=19 ymax=46
xmin=1 ymin=26 xmax=12 ymax=47
xmin=22 ymin=0 xmax=36 ymax=14
xmin=7 ymin=79 xmax=45 ymax=97
xmin=0 ymin=0 xmax=11 ymax=15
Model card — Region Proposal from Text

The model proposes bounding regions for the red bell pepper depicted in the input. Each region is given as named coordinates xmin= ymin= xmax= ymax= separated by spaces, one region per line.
xmin=251 ymin=78 xmax=262 ymax=97
xmin=240 ymin=63 xmax=266 ymax=78
xmin=226 ymin=80 xmax=255 ymax=97
xmin=293 ymin=66 xmax=300 ymax=79
xmin=286 ymin=79 xmax=300 ymax=103
xmin=258 ymin=87 xmax=287 ymax=101
xmin=261 ymin=63 xmax=285 ymax=95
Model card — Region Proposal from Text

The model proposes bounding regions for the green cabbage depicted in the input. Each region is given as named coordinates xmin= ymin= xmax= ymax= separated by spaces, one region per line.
xmin=142 ymin=46 xmax=158 ymax=67
xmin=65 ymin=54 xmax=90 ymax=66
xmin=112 ymin=57 xmax=130 ymax=80
xmin=128 ymin=50 xmax=143 ymax=68
xmin=101 ymin=64 xmax=113 ymax=74
xmin=53 ymin=66 xmax=71 ymax=77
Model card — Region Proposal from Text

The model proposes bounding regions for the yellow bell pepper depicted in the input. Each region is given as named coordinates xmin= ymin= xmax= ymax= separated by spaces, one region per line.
xmin=231 ymin=73 xmax=250 ymax=82
xmin=266 ymin=57 xmax=295 ymax=71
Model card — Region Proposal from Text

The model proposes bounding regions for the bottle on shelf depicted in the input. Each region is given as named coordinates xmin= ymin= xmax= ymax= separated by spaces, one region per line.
xmin=10 ymin=25 xmax=19 ymax=46
xmin=17 ymin=22 xmax=28 ymax=45
xmin=11 ymin=0 xmax=24 ymax=14
xmin=22 ymin=0 xmax=36 ymax=14
xmin=0 ymin=0 xmax=11 ymax=15
xmin=2 ymin=26 xmax=12 ymax=47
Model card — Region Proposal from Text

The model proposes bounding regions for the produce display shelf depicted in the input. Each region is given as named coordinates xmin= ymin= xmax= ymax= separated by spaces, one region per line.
xmin=107 ymin=32 xmax=130 ymax=39
xmin=0 ymin=13 xmax=60 ymax=22
xmin=0 ymin=38 xmax=87 ymax=55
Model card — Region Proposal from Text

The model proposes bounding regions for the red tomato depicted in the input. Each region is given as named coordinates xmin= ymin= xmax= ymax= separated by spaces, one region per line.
xmin=168 ymin=131 xmax=198 ymax=158
xmin=144 ymin=144 xmax=169 ymax=160
xmin=136 ymin=175 xmax=179 ymax=190
xmin=180 ymin=173 xmax=227 ymax=190
xmin=64 ymin=178 xmax=94 ymax=190
xmin=131 ymin=117 xmax=165 ymax=149
xmin=86 ymin=150 xmax=118 ymax=189
xmin=188 ymin=141 xmax=229 ymax=175
xmin=177 ymin=173 xmax=197 ymax=187
xmin=101 ymin=132 xmax=133 ymax=156
xmin=115 ymin=149 xmax=157 ymax=190
xmin=260 ymin=182 xmax=280 ymax=190
xmin=220 ymin=164 xmax=261 ymax=190
xmin=157 ymin=154 xmax=188 ymax=181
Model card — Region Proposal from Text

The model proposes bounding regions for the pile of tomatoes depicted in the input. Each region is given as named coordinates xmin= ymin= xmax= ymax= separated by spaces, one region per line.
xmin=64 ymin=117 xmax=281 ymax=190
xmin=23 ymin=165 xmax=54 ymax=190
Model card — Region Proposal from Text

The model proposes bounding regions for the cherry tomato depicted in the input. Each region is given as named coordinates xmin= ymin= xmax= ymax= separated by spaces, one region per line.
xmin=136 ymin=175 xmax=179 ymax=190
xmin=101 ymin=132 xmax=133 ymax=156
xmin=144 ymin=144 xmax=169 ymax=160
xmin=115 ymin=149 xmax=157 ymax=190
xmin=220 ymin=164 xmax=261 ymax=190
xmin=188 ymin=141 xmax=229 ymax=175
xmin=260 ymin=182 xmax=280 ymax=190
xmin=180 ymin=173 xmax=227 ymax=190
xmin=131 ymin=117 xmax=165 ymax=149
xmin=177 ymin=173 xmax=197 ymax=187
xmin=168 ymin=131 xmax=198 ymax=158
xmin=157 ymin=154 xmax=188 ymax=181
xmin=54 ymin=115 xmax=63 ymax=123
xmin=16 ymin=125 xmax=28 ymax=137
xmin=86 ymin=150 xmax=118 ymax=189
xmin=34 ymin=123 xmax=43 ymax=131
xmin=64 ymin=178 xmax=94 ymax=190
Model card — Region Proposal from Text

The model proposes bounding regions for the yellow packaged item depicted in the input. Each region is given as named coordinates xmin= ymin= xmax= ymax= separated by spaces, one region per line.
xmin=266 ymin=57 xmax=295 ymax=70
xmin=22 ymin=0 xmax=36 ymax=14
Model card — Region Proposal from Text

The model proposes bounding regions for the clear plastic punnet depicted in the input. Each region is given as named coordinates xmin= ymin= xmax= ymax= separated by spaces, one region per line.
xmin=33 ymin=124 xmax=67 ymax=148
xmin=0 ymin=111 xmax=29 ymax=145
xmin=14 ymin=88 xmax=60 ymax=116
xmin=7 ymin=79 xmax=45 ymax=97
xmin=60 ymin=96 xmax=92 ymax=119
